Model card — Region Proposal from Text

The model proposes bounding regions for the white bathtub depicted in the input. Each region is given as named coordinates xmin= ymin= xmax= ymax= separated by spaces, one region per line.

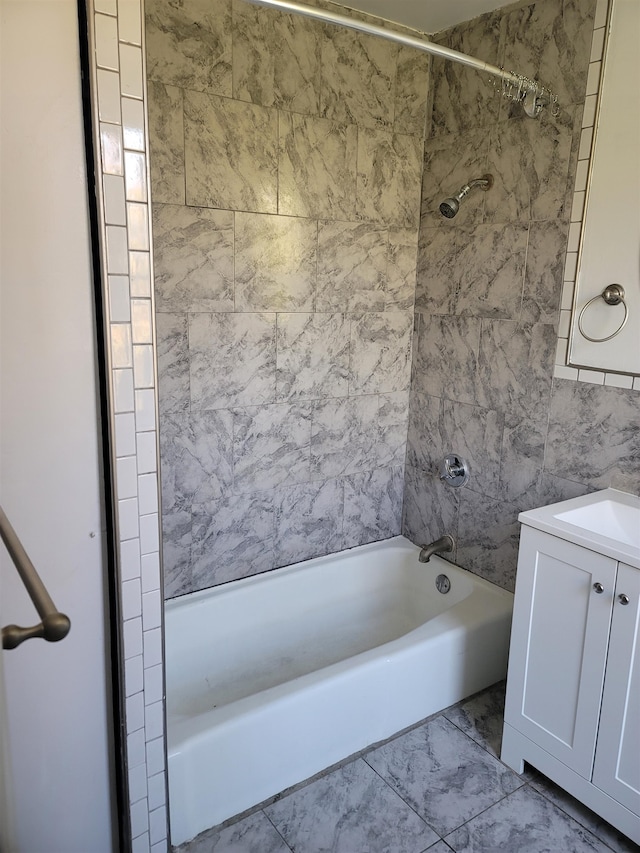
xmin=166 ymin=536 xmax=514 ymax=845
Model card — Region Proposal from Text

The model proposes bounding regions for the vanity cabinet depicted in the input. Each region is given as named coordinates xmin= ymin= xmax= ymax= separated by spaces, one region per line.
xmin=502 ymin=525 xmax=640 ymax=844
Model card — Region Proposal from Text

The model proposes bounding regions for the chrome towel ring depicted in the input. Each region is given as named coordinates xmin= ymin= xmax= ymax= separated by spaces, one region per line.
xmin=577 ymin=284 xmax=628 ymax=343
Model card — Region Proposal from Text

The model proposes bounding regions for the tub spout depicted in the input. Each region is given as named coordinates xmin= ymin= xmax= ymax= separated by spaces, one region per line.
xmin=419 ymin=534 xmax=455 ymax=563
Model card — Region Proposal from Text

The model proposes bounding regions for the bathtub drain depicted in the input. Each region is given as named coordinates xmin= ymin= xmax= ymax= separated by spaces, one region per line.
xmin=436 ymin=574 xmax=451 ymax=594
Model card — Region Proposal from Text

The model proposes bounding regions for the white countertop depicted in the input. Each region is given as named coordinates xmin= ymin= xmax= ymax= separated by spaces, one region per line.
xmin=519 ymin=488 xmax=640 ymax=569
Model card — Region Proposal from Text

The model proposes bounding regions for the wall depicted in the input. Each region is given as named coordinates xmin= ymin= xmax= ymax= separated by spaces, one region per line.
xmin=146 ymin=0 xmax=430 ymax=597
xmin=404 ymin=0 xmax=640 ymax=592
xmin=0 ymin=0 xmax=114 ymax=848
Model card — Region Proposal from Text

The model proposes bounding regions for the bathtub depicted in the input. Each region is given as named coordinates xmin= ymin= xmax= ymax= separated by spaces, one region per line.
xmin=166 ymin=535 xmax=513 ymax=845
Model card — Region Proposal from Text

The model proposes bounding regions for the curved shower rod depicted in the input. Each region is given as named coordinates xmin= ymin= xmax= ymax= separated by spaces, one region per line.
xmin=245 ymin=0 xmax=558 ymax=118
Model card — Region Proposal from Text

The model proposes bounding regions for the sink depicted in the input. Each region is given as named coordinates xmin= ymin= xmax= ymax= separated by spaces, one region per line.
xmin=519 ymin=489 xmax=640 ymax=568
xmin=553 ymin=499 xmax=639 ymax=549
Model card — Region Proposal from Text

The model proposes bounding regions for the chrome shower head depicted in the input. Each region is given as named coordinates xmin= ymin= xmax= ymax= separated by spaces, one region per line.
xmin=439 ymin=174 xmax=493 ymax=219
xmin=439 ymin=197 xmax=461 ymax=218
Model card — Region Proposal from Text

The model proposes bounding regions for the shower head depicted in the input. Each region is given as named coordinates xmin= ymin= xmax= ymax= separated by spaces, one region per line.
xmin=439 ymin=197 xmax=461 ymax=219
xmin=439 ymin=174 xmax=493 ymax=219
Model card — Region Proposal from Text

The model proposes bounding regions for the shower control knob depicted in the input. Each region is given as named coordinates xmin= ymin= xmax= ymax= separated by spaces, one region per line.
xmin=439 ymin=454 xmax=469 ymax=488
xmin=593 ymin=582 xmax=604 ymax=594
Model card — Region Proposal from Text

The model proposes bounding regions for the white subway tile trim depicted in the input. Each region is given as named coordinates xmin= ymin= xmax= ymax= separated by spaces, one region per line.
xmin=100 ymin=122 xmax=124 ymax=174
xmin=90 ymin=7 xmax=167 ymax=845
xmin=129 ymin=763 xmax=148 ymax=805
xmin=95 ymin=13 xmax=119 ymax=70
xmin=604 ymin=373 xmax=634 ymax=389
xmin=89 ymin=5 xmax=168 ymax=832
xmin=128 ymin=727 xmax=147 ymax=767
xmin=124 ymin=616 xmax=144 ymax=659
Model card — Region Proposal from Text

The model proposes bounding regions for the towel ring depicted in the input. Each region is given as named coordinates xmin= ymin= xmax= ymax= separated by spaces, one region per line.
xmin=577 ymin=284 xmax=628 ymax=343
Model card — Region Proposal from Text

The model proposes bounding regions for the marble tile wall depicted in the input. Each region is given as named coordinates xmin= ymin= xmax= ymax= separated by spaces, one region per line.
xmin=146 ymin=0 xmax=429 ymax=597
xmin=404 ymin=0 xmax=640 ymax=592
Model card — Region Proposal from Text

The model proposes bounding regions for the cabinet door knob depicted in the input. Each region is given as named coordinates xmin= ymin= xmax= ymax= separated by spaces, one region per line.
xmin=593 ymin=582 xmax=604 ymax=594
xmin=618 ymin=593 xmax=630 ymax=605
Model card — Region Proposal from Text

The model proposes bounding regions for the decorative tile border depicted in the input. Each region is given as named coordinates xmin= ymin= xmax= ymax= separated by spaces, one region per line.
xmin=87 ymin=0 xmax=168 ymax=850
xmin=554 ymin=0 xmax=640 ymax=391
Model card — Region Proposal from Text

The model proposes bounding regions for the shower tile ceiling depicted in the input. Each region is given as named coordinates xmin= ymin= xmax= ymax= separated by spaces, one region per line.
xmin=330 ymin=0 xmax=514 ymax=33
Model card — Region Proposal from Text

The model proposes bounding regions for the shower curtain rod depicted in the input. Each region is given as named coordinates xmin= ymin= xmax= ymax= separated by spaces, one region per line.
xmin=244 ymin=0 xmax=557 ymax=117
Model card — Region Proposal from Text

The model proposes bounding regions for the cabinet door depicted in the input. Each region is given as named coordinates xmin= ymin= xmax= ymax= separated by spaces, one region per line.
xmin=504 ymin=527 xmax=616 ymax=778
xmin=592 ymin=562 xmax=640 ymax=813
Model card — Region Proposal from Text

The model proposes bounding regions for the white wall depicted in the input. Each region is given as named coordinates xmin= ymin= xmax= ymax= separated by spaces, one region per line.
xmin=0 ymin=0 xmax=115 ymax=850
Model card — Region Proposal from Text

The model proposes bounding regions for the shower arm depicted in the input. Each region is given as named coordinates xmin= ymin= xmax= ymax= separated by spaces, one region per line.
xmin=244 ymin=0 xmax=558 ymax=117
xmin=458 ymin=177 xmax=492 ymax=200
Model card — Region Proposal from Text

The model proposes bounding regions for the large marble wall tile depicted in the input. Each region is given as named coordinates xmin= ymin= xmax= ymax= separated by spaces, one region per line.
xmin=406 ymin=392 xmax=445 ymax=474
xmin=534 ymin=473 xmax=594 ymax=509
xmin=191 ymin=492 xmax=275 ymax=587
xmin=232 ymin=402 xmax=311 ymax=493
xmin=498 ymin=411 xmax=548 ymax=507
xmin=499 ymin=0 xmax=596 ymax=111
xmin=441 ymin=399 xmax=503 ymax=500
xmin=378 ymin=390 xmax=411 ymax=468
xmin=386 ymin=228 xmax=418 ymax=311
xmin=153 ymin=205 xmax=234 ymax=313
xmin=428 ymin=12 xmax=502 ymax=138
xmin=357 ymin=128 xmax=422 ymax=227
xmin=278 ymin=111 xmax=357 ymax=220
xmin=520 ymin=219 xmax=568 ymax=324
xmin=316 ymin=221 xmax=388 ymax=312
xmin=477 ymin=320 xmax=555 ymax=418
xmin=156 ymin=312 xmax=190 ymax=414
xmin=349 ymin=311 xmax=413 ymax=395
xmin=162 ymin=509 xmax=193 ymax=599
xmin=402 ymin=464 xmax=459 ymax=550
xmin=232 ymin=2 xmax=321 ymax=115
xmin=546 ymin=380 xmax=640 ymax=492
xmin=147 ymin=81 xmax=185 ymax=205
xmin=421 ymin=129 xmax=490 ymax=229
xmin=276 ymin=313 xmax=349 ymax=401
xmin=145 ymin=0 xmax=232 ymax=96
xmin=184 ymin=91 xmax=278 ymax=213
xmin=454 ymin=223 xmax=528 ymax=319
xmin=320 ymin=28 xmax=397 ymax=130
xmin=159 ymin=411 xmax=233 ymax=511
xmin=344 ymin=466 xmax=404 ymax=548
xmin=189 ymin=312 xmax=276 ymax=410
xmin=235 ymin=212 xmax=317 ymax=312
xmin=413 ymin=314 xmax=481 ymax=405
xmin=415 ymin=227 xmax=458 ymax=316
xmin=394 ymin=47 xmax=430 ymax=138
xmin=310 ymin=395 xmax=379 ymax=478
xmin=485 ymin=109 xmax=574 ymax=224
xmin=456 ymin=489 xmax=520 ymax=591
xmin=274 ymin=478 xmax=344 ymax=567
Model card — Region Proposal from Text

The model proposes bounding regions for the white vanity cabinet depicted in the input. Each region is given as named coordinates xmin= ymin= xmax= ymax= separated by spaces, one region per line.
xmin=501 ymin=490 xmax=640 ymax=845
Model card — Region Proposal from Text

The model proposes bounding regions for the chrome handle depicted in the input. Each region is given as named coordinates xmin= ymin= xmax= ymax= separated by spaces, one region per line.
xmin=593 ymin=582 xmax=604 ymax=594
xmin=618 ymin=594 xmax=630 ymax=606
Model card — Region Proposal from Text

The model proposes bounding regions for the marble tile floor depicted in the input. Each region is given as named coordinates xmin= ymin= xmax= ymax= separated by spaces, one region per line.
xmin=174 ymin=681 xmax=637 ymax=853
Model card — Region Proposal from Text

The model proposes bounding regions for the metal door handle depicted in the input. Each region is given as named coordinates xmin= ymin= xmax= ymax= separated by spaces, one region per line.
xmin=593 ymin=582 xmax=604 ymax=594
